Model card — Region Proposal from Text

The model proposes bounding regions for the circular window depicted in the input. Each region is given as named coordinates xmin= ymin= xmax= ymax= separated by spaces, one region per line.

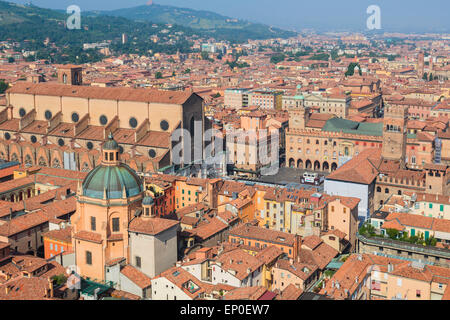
xmin=31 ymin=135 xmax=37 ymax=143
xmin=99 ymin=115 xmax=108 ymax=125
xmin=119 ymin=146 xmax=124 ymax=154
xmin=87 ymin=142 xmax=93 ymax=150
xmin=58 ymin=138 xmax=65 ymax=147
xmin=44 ymin=110 xmax=53 ymax=120
xmin=129 ymin=117 xmax=138 ymax=128
xmin=160 ymin=120 xmax=169 ymax=131
xmin=19 ymin=108 xmax=26 ymax=118
xmin=4 ymin=132 xmax=11 ymax=140
xmin=148 ymin=149 xmax=156 ymax=158
xmin=72 ymin=112 xmax=80 ymax=123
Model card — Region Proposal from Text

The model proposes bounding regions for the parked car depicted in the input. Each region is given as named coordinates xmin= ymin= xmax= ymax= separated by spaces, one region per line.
xmin=301 ymin=172 xmax=324 ymax=186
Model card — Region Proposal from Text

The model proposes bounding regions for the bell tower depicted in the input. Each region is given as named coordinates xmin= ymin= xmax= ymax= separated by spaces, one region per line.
xmin=381 ymin=105 xmax=407 ymax=164
xmin=289 ymin=106 xmax=310 ymax=130
xmin=58 ymin=65 xmax=83 ymax=85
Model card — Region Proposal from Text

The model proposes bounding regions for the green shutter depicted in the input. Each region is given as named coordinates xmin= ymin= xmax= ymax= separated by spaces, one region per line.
xmin=411 ymin=229 xmax=415 ymax=237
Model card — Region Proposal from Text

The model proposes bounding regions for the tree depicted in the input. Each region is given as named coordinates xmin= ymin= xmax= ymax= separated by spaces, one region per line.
xmin=386 ymin=228 xmax=400 ymax=240
xmin=201 ymin=51 xmax=209 ymax=60
xmin=0 ymin=80 xmax=8 ymax=94
xmin=155 ymin=72 xmax=163 ymax=79
xmin=51 ymin=274 xmax=67 ymax=286
xmin=422 ymin=72 xmax=428 ymax=80
xmin=359 ymin=222 xmax=376 ymax=237
xmin=429 ymin=73 xmax=433 ymax=81
xmin=345 ymin=63 xmax=362 ymax=77
xmin=270 ymin=53 xmax=285 ymax=64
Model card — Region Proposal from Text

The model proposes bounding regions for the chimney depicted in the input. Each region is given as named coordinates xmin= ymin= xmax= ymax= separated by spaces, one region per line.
xmin=388 ymin=262 xmax=394 ymax=272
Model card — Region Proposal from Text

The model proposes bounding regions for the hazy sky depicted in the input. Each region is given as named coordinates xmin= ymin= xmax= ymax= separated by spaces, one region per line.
xmin=9 ymin=0 xmax=450 ymax=32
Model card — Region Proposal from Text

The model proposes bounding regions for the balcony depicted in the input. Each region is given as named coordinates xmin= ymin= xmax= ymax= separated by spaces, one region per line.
xmin=357 ymin=233 xmax=450 ymax=261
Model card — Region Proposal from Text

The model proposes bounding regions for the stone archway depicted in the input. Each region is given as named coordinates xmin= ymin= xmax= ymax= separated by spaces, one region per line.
xmin=331 ymin=162 xmax=338 ymax=171
xmin=297 ymin=159 xmax=304 ymax=169
xmin=323 ymin=161 xmax=329 ymax=171
xmin=289 ymin=158 xmax=295 ymax=168
xmin=314 ymin=161 xmax=321 ymax=171
xmin=305 ymin=160 xmax=312 ymax=170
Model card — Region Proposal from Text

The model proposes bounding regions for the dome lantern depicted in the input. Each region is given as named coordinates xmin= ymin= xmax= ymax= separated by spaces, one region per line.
xmin=142 ymin=196 xmax=155 ymax=218
xmin=102 ymin=132 xmax=120 ymax=165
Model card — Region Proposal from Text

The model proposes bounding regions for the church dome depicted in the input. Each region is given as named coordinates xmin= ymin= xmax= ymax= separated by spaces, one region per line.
xmin=82 ymin=163 xmax=143 ymax=200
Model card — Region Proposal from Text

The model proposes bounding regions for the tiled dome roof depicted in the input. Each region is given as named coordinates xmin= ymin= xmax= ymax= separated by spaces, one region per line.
xmin=82 ymin=163 xmax=143 ymax=200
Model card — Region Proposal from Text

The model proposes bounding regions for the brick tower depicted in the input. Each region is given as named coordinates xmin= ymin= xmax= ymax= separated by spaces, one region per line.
xmin=381 ymin=105 xmax=407 ymax=164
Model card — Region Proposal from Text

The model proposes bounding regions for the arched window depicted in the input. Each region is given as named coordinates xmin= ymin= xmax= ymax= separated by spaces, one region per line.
xmin=376 ymin=186 xmax=381 ymax=192
xmin=385 ymin=188 xmax=389 ymax=194
xmin=25 ymin=155 xmax=33 ymax=167
xmin=38 ymin=157 xmax=47 ymax=166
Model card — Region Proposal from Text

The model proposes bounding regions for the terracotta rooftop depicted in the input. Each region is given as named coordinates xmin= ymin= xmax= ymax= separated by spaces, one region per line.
xmin=120 ymin=265 xmax=152 ymax=289
xmin=129 ymin=217 xmax=179 ymax=236
xmin=7 ymin=82 xmax=195 ymax=105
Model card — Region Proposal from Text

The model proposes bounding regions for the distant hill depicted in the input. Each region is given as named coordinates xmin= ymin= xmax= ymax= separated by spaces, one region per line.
xmin=0 ymin=0 xmax=295 ymax=64
xmin=87 ymin=3 xmax=296 ymax=42
xmin=0 ymin=1 xmax=64 ymax=26
xmin=0 ymin=1 xmax=197 ymax=64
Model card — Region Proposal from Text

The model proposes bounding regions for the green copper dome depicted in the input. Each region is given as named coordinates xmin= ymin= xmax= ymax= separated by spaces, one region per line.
xmin=82 ymin=163 xmax=143 ymax=200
